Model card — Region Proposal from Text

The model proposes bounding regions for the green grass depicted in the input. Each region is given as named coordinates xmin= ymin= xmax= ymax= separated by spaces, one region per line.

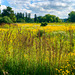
xmin=0 ymin=23 xmax=75 ymax=75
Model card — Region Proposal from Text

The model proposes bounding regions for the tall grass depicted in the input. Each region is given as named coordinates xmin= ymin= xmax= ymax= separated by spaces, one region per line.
xmin=0 ymin=26 xmax=75 ymax=75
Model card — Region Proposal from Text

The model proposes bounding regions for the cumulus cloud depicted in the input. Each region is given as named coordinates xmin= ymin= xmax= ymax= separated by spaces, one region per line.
xmin=1 ymin=5 xmax=7 ymax=12
xmin=0 ymin=0 xmax=1 ymax=4
xmin=2 ymin=0 xmax=75 ymax=18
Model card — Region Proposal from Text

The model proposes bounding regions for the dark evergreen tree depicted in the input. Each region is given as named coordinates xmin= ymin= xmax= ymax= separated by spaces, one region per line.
xmin=28 ymin=13 xmax=31 ymax=19
xmin=34 ymin=14 xmax=37 ymax=22
xmin=25 ymin=12 xmax=28 ymax=22
xmin=22 ymin=13 xmax=24 ymax=19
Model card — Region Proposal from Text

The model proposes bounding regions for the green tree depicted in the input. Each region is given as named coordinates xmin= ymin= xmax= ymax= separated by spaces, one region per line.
xmin=44 ymin=14 xmax=51 ymax=22
xmin=0 ymin=5 xmax=1 ymax=17
xmin=68 ymin=11 xmax=75 ymax=22
xmin=55 ymin=17 xmax=60 ymax=22
xmin=0 ymin=17 xmax=2 ymax=23
xmin=25 ymin=12 xmax=28 ymax=22
xmin=34 ymin=14 xmax=37 ymax=22
xmin=17 ymin=18 xmax=25 ymax=23
xmin=2 ymin=6 xmax=16 ymax=22
xmin=27 ymin=13 xmax=31 ymax=23
xmin=0 ymin=16 xmax=13 ymax=24
xmin=28 ymin=13 xmax=31 ymax=19
xmin=22 ymin=13 xmax=24 ymax=19
xmin=0 ymin=5 xmax=1 ymax=14
xmin=37 ymin=16 xmax=43 ymax=23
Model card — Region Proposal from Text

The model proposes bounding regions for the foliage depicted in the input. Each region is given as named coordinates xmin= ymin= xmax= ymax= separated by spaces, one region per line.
xmin=41 ymin=22 xmax=48 ymax=26
xmin=2 ymin=6 xmax=16 ymax=22
xmin=1 ymin=6 xmax=62 ymax=23
xmin=15 ymin=12 xmax=33 ymax=23
xmin=34 ymin=14 xmax=37 ymax=22
xmin=0 ymin=16 xmax=13 ymax=24
xmin=17 ymin=18 xmax=25 ymax=23
xmin=1 ymin=6 xmax=75 ymax=23
xmin=37 ymin=14 xmax=62 ymax=23
xmin=0 ymin=17 xmax=3 ymax=23
xmin=0 ymin=23 xmax=75 ymax=75
xmin=68 ymin=11 xmax=75 ymax=22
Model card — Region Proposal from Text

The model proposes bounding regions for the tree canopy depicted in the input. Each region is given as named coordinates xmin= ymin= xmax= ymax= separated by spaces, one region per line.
xmin=2 ymin=6 xmax=16 ymax=22
xmin=0 ymin=6 xmax=63 ymax=23
xmin=37 ymin=14 xmax=62 ymax=23
xmin=0 ymin=16 xmax=13 ymax=24
xmin=68 ymin=11 xmax=75 ymax=22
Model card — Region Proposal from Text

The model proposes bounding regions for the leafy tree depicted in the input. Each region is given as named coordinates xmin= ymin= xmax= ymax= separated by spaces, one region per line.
xmin=17 ymin=18 xmax=25 ymax=23
xmin=37 ymin=14 xmax=61 ymax=23
xmin=52 ymin=15 xmax=56 ymax=22
xmin=49 ymin=17 xmax=53 ymax=22
xmin=0 ymin=16 xmax=13 ymax=24
xmin=0 ymin=6 xmax=61 ymax=23
xmin=15 ymin=12 xmax=26 ymax=22
xmin=44 ymin=14 xmax=51 ymax=22
xmin=56 ymin=17 xmax=60 ymax=22
xmin=42 ymin=16 xmax=46 ymax=22
xmin=2 ymin=6 xmax=16 ymax=22
xmin=16 ymin=13 xmax=19 ymax=20
xmin=37 ymin=16 xmax=43 ymax=23
xmin=68 ymin=11 xmax=75 ymax=22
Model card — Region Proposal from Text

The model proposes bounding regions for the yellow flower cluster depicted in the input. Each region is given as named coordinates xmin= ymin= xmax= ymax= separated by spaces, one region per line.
xmin=17 ymin=23 xmax=75 ymax=32
xmin=55 ymin=60 xmax=74 ymax=75
xmin=0 ymin=29 xmax=9 ymax=31
xmin=1 ymin=23 xmax=75 ymax=32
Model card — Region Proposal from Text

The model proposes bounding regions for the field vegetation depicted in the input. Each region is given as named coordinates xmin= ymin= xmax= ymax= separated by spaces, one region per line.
xmin=0 ymin=23 xmax=75 ymax=75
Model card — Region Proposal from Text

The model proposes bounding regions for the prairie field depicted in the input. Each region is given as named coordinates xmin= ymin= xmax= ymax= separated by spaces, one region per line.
xmin=0 ymin=23 xmax=75 ymax=75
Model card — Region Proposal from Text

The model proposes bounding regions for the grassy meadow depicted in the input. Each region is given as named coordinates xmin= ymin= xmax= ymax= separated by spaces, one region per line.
xmin=0 ymin=23 xmax=75 ymax=75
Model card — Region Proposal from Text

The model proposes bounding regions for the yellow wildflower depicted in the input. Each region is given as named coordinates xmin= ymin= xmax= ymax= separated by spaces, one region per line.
xmin=66 ymin=70 xmax=69 ymax=73
xmin=60 ymin=69 xmax=62 ymax=71
xmin=56 ymin=68 xmax=58 ymax=70
xmin=58 ymin=70 xmax=60 ymax=73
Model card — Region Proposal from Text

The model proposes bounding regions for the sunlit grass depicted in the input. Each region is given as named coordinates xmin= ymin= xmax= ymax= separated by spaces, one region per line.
xmin=0 ymin=23 xmax=75 ymax=75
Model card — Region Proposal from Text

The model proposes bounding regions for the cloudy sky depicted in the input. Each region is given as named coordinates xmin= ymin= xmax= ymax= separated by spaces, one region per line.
xmin=0 ymin=0 xmax=75 ymax=18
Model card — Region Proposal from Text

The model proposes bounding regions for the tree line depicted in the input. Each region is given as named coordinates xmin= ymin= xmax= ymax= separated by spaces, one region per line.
xmin=0 ymin=6 xmax=75 ymax=24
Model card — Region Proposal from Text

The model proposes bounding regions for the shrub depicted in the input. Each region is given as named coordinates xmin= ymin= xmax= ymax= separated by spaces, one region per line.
xmin=41 ymin=22 xmax=48 ymax=26
xmin=0 ymin=16 xmax=13 ymax=24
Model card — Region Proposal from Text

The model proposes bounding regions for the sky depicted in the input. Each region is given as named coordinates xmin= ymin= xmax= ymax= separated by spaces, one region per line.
xmin=0 ymin=0 xmax=75 ymax=19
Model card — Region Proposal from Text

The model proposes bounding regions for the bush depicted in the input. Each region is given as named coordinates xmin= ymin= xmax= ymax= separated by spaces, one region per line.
xmin=0 ymin=16 xmax=13 ymax=24
xmin=41 ymin=22 xmax=48 ymax=26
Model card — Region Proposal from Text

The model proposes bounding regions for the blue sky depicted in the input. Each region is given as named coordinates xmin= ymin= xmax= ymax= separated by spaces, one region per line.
xmin=1 ymin=0 xmax=10 ymax=6
xmin=1 ymin=0 xmax=75 ymax=19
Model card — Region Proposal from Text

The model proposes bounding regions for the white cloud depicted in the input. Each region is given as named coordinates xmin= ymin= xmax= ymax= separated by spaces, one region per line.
xmin=2 ymin=0 xmax=75 ymax=18
xmin=1 ymin=5 xmax=7 ymax=12
xmin=12 ymin=7 xmax=32 ymax=13
xmin=0 ymin=0 xmax=1 ymax=4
